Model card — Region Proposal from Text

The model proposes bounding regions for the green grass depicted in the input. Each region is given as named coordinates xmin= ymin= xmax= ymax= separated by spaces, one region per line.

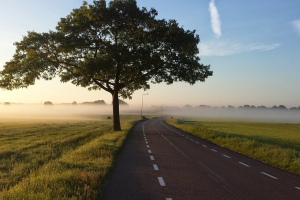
xmin=166 ymin=117 xmax=300 ymax=175
xmin=0 ymin=115 xmax=140 ymax=200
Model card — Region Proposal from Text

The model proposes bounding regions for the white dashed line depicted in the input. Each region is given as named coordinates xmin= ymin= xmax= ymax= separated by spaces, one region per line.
xmin=222 ymin=154 xmax=231 ymax=158
xmin=261 ymin=172 xmax=278 ymax=179
xmin=158 ymin=177 xmax=166 ymax=186
xmin=202 ymin=145 xmax=207 ymax=147
xmin=166 ymin=198 xmax=173 ymax=200
xmin=295 ymin=187 xmax=300 ymax=190
xmin=150 ymin=156 xmax=154 ymax=160
xmin=147 ymin=145 xmax=149 ymax=148
xmin=211 ymin=149 xmax=217 ymax=152
xmin=153 ymin=164 xmax=159 ymax=170
xmin=238 ymin=162 xmax=250 ymax=167
xmin=145 ymin=142 xmax=148 ymax=144
xmin=190 ymin=139 xmax=194 ymax=141
xmin=186 ymin=137 xmax=189 ymax=139
xmin=196 ymin=141 xmax=199 ymax=144
xmin=148 ymin=150 xmax=152 ymax=153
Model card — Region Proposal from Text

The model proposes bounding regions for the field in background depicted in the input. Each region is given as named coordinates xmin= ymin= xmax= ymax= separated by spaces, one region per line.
xmin=0 ymin=115 xmax=141 ymax=199
xmin=166 ymin=117 xmax=300 ymax=175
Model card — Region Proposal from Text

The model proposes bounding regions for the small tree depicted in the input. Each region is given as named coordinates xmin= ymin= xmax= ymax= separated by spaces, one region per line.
xmin=44 ymin=101 xmax=53 ymax=106
xmin=0 ymin=0 xmax=212 ymax=130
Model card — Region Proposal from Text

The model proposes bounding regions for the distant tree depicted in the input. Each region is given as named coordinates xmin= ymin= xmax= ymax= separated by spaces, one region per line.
xmin=290 ymin=107 xmax=298 ymax=110
xmin=0 ymin=0 xmax=212 ymax=130
xmin=272 ymin=105 xmax=278 ymax=109
xmin=82 ymin=100 xmax=106 ymax=105
xmin=72 ymin=101 xmax=77 ymax=105
xmin=94 ymin=100 xmax=106 ymax=105
xmin=183 ymin=105 xmax=193 ymax=109
xmin=44 ymin=101 xmax=53 ymax=105
xmin=257 ymin=105 xmax=267 ymax=109
xmin=199 ymin=105 xmax=211 ymax=108
xmin=244 ymin=105 xmax=251 ymax=109
xmin=278 ymin=105 xmax=287 ymax=109
xmin=228 ymin=105 xmax=236 ymax=109
xmin=4 ymin=102 xmax=10 ymax=105
xmin=118 ymin=99 xmax=128 ymax=106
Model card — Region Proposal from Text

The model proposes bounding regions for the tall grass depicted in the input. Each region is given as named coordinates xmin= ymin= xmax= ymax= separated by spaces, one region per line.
xmin=0 ymin=115 xmax=140 ymax=199
xmin=166 ymin=118 xmax=300 ymax=175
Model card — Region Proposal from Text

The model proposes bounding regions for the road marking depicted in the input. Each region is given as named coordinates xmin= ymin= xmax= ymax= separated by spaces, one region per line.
xmin=238 ymin=162 xmax=250 ymax=167
xmin=145 ymin=142 xmax=148 ymax=144
xmin=196 ymin=141 xmax=199 ymax=144
xmin=222 ymin=154 xmax=231 ymax=158
xmin=295 ymin=187 xmax=300 ymax=190
xmin=166 ymin=198 xmax=172 ymax=200
xmin=150 ymin=156 xmax=154 ymax=160
xmin=158 ymin=177 xmax=166 ymax=186
xmin=202 ymin=145 xmax=207 ymax=147
xmin=160 ymin=134 xmax=191 ymax=161
xmin=148 ymin=150 xmax=152 ymax=153
xmin=186 ymin=137 xmax=189 ymax=139
xmin=211 ymin=149 xmax=217 ymax=152
xmin=190 ymin=139 xmax=194 ymax=141
xmin=147 ymin=145 xmax=149 ymax=148
xmin=261 ymin=172 xmax=278 ymax=179
xmin=153 ymin=164 xmax=159 ymax=170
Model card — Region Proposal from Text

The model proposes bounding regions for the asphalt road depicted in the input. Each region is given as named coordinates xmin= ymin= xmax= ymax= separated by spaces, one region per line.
xmin=101 ymin=118 xmax=300 ymax=200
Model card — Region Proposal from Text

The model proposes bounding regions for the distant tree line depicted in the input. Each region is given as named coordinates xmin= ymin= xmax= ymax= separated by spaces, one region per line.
xmin=40 ymin=99 xmax=129 ymax=106
xmin=182 ymin=104 xmax=300 ymax=111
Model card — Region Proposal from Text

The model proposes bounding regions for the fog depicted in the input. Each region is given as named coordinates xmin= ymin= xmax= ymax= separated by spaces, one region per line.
xmin=0 ymin=104 xmax=131 ymax=120
xmin=164 ymin=106 xmax=300 ymax=124
xmin=1 ymin=104 xmax=300 ymax=124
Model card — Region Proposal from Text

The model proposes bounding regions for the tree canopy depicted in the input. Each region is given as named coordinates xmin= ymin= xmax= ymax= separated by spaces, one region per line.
xmin=0 ymin=0 xmax=213 ymax=130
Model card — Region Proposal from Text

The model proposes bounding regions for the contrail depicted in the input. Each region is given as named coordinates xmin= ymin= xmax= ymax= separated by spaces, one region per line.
xmin=209 ymin=0 xmax=222 ymax=38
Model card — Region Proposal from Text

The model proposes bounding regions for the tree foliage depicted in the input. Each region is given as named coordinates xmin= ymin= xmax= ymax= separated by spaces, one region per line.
xmin=0 ymin=0 xmax=212 ymax=130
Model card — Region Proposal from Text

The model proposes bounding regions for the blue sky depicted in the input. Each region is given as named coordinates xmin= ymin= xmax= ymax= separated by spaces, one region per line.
xmin=0 ymin=0 xmax=300 ymax=108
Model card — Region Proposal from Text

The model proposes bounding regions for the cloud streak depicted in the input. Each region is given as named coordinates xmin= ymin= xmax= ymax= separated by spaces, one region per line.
xmin=291 ymin=19 xmax=300 ymax=36
xmin=209 ymin=0 xmax=222 ymax=39
xmin=199 ymin=40 xmax=281 ymax=56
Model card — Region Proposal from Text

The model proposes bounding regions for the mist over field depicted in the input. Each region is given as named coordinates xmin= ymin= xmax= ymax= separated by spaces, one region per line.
xmin=166 ymin=106 xmax=300 ymax=123
xmin=0 ymin=104 xmax=131 ymax=120
xmin=1 ymin=103 xmax=300 ymax=123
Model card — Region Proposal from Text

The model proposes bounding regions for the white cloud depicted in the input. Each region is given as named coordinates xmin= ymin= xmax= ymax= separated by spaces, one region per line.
xmin=209 ymin=0 xmax=222 ymax=39
xmin=199 ymin=40 xmax=281 ymax=56
xmin=291 ymin=19 xmax=300 ymax=36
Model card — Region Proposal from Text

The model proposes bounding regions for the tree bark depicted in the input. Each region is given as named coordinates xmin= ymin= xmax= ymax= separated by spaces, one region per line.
xmin=112 ymin=89 xmax=122 ymax=131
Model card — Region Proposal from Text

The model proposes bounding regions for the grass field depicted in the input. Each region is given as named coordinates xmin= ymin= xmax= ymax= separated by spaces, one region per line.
xmin=0 ymin=115 xmax=140 ymax=200
xmin=166 ymin=117 xmax=300 ymax=175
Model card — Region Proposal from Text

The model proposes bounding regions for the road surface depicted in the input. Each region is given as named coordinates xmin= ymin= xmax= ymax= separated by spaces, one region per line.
xmin=101 ymin=118 xmax=300 ymax=200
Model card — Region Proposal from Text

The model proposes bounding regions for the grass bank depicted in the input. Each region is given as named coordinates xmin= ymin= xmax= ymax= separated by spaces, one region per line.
xmin=0 ymin=115 xmax=140 ymax=200
xmin=166 ymin=117 xmax=300 ymax=175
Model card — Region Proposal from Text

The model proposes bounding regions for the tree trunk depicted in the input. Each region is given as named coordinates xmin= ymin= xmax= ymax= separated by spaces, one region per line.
xmin=112 ymin=90 xmax=122 ymax=131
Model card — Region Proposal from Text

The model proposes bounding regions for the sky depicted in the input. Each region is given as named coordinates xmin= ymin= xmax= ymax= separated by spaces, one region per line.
xmin=0 ymin=0 xmax=300 ymax=108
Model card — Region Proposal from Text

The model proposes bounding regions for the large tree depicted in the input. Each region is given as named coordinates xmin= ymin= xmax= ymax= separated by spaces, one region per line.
xmin=0 ymin=0 xmax=212 ymax=131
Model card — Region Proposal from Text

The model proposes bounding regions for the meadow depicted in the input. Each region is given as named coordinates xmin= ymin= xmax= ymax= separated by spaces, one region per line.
xmin=0 ymin=115 xmax=141 ymax=200
xmin=166 ymin=117 xmax=300 ymax=175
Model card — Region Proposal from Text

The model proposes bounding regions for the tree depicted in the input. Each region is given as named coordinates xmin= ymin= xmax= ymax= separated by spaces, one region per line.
xmin=44 ymin=101 xmax=53 ymax=105
xmin=0 ymin=0 xmax=212 ymax=131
